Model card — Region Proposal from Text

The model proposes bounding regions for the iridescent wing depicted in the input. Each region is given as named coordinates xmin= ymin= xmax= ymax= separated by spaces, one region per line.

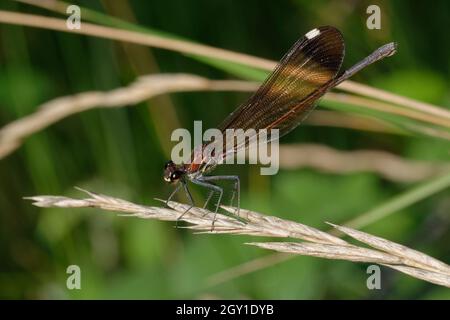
xmin=196 ymin=26 xmax=345 ymax=168
xmin=191 ymin=27 xmax=397 ymax=174
xmin=219 ymin=26 xmax=345 ymax=137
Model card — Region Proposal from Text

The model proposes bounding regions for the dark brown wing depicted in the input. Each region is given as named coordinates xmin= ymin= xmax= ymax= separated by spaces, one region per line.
xmin=218 ymin=26 xmax=345 ymax=137
xmin=193 ymin=26 xmax=345 ymax=173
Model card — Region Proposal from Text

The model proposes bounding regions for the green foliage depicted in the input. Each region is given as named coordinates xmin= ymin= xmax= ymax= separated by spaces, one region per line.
xmin=0 ymin=0 xmax=449 ymax=299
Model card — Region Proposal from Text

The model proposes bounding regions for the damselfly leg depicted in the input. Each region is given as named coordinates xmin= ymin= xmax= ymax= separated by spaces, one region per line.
xmin=200 ymin=175 xmax=240 ymax=219
xmin=176 ymin=181 xmax=195 ymax=222
xmin=165 ymin=182 xmax=182 ymax=206
xmin=166 ymin=180 xmax=195 ymax=227
xmin=165 ymin=176 xmax=240 ymax=230
xmin=190 ymin=177 xmax=223 ymax=230
xmin=203 ymin=189 xmax=214 ymax=209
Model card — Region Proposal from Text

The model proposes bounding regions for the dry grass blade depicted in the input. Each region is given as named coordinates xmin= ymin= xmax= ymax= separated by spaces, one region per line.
xmin=326 ymin=92 xmax=450 ymax=129
xmin=304 ymin=110 xmax=403 ymax=134
xmin=0 ymin=74 xmax=258 ymax=159
xmin=247 ymin=242 xmax=450 ymax=288
xmin=246 ymin=242 xmax=404 ymax=265
xmin=327 ymin=223 xmax=450 ymax=275
xmin=221 ymin=206 xmax=348 ymax=245
xmin=1 ymin=9 xmax=450 ymax=125
xmin=279 ymin=144 xmax=450 ymax=183
xmin=2 ymin=72 xmax=443 ymax=183
xmin=336 ymin=81 xmax=450 ymax=121
xmin=25 ymin=188 xmax=450 ymax=288
xmin=0 ymin=10 xmax=275 ymax=71
xmin=381 ymin=264 xmax=450 ymax=288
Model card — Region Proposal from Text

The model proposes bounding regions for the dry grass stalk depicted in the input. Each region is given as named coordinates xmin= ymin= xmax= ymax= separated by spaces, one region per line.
xmin=0 ymin=74 xmax=258 ymax=158
xmin=2 ymin=72 xmax=447 ymax=184
xmin=327 ymin=92 xmax=450 ymax=129
xmin=25 ymin=188 xmax=450 ymax=288
xmin=2 ymin=9 xmax=450 ymax=124
xmin=305 ymin=110 xmax=402 ymax=134
xmin=279 ymin=144 xmax=450 ymax=183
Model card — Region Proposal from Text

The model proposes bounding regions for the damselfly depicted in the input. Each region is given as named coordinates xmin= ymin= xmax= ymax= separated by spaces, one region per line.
xmin=163 ymin=26 xmax=396 ymax=226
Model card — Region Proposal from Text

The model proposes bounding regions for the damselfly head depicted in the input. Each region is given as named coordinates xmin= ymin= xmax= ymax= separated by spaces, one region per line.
xmin=163 ymin=160 xmax=184 ymax=184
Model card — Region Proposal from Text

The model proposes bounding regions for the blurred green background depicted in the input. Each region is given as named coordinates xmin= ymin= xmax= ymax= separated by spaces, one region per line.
xmin=0 ymin=0 xmax=449 ymax=299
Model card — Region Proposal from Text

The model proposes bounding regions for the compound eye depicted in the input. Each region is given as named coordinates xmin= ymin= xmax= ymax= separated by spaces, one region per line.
xmin=164 ymin=160 xmax=174 ymax=169
xmin=171 ymin=171 xmax=181 ymax=181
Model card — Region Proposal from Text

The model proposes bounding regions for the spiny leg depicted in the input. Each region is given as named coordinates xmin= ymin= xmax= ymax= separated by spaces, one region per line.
xmin=191 ymin=178 xmax=223 ymax=230
xmin=202 ymin=181 xmax=221 ymax=216
xmin=201 ymin=175 xmax=240 ymax=218
xmin=231 ymin=178 xmax=240 ymax=218
xmin=175 ymin=181 xmax=195 ymax=227
xmin=202 ymin=189 xmax=215 ymax=216
xmin=165 ymin=182 xmax=182 ymax=207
